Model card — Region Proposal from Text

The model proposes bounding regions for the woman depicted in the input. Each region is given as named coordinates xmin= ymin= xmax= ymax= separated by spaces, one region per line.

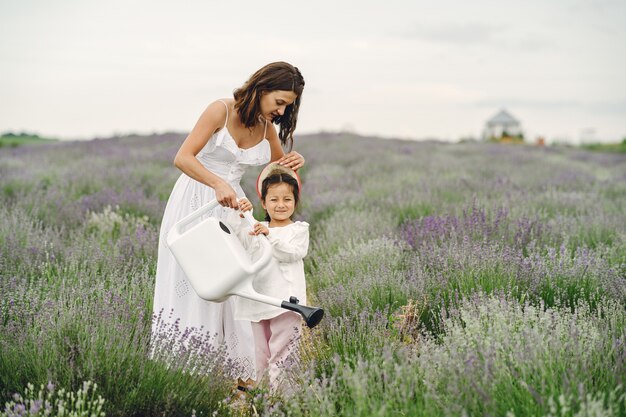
xmin=151 ymin=62 xmax=305 ymax=383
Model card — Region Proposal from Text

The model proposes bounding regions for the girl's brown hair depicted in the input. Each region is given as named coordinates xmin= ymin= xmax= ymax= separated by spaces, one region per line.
xmin=233 ymin=62 xmax=305 ymax=151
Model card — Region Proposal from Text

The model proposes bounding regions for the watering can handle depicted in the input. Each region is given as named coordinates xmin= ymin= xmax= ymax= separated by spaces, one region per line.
xmin=241 ymin=210 xmax=258 ymax=228
xmin=167 ymin=199 xmax=221 ymax=244
xmin=241 ymin=210 xmax=274 ymax=274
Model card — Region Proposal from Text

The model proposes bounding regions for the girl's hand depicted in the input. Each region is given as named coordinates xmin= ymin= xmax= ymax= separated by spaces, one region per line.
xmin=278 ymin=151 xmax=305 ymax=171
xmin=215 ymin=181 xmax=239 ymax=209
xmin=248 ymin=222 xmax=269 ymax=236
xmin=237 ymin=198 xmax=252 ymax=217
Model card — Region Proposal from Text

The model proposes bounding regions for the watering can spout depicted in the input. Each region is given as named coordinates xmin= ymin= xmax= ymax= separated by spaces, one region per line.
xmin=281 ymin=296 xmax=325 ymax=329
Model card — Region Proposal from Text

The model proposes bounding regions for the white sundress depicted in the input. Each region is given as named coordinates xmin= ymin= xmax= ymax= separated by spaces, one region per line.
xmin=152 ymin=101 xmax=270 ymax=380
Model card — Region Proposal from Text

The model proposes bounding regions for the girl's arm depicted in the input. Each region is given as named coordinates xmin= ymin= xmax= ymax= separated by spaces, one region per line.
xmin=225 ymin=207 xmax=259 ymax=251
xmin=266 ymin=224 xmax=309 ymax=263
xmin=173 ymin=100 xmax=239 ymax=208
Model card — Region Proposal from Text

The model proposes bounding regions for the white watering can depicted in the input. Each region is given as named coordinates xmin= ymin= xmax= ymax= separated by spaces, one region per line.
xmin=166 ymin=199 xmax=324 ymax=328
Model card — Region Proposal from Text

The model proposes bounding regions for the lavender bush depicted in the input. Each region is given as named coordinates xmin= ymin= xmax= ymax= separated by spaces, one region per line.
xmin=2 ymin=381 xmax=105 ymax=417
xmin=1 ymin=133 xmax=625 ymax=416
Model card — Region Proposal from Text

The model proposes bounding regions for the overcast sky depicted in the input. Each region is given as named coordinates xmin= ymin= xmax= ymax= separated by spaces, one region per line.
xmin=1 ymin=0 xmax=625 ymax=143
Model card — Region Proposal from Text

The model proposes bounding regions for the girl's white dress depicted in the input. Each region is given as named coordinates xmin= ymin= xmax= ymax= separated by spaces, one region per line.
xmin=152 ymin=103 xmax=270 ymax=380
xmin=226 ymin=216 xmax=309 ymax=322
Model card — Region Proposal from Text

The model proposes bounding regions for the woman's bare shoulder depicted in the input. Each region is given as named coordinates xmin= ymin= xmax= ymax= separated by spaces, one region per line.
xmin=200 ymin=99 xmax=231 ymax=129
xmin=216 ymin=97 xmax=235 ymax=106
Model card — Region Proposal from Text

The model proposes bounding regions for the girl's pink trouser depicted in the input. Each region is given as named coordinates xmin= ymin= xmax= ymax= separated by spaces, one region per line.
xmin=251 ymin=312 xmax=302 ymax=391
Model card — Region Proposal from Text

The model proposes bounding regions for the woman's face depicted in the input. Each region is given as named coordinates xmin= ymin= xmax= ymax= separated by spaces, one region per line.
xmin=259 ymin=90 xmax=298 ymax=122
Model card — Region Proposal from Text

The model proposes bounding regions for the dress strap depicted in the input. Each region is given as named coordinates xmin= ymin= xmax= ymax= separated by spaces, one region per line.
xmin=217 ymin=100 xmax=229 ymax=129
xmin=263 ymin=119 xmax=268 ymax=139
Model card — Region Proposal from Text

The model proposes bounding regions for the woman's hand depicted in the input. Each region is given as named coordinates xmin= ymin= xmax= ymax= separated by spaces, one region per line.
xmin=248 ymin=222 xmax=269 ymax=236
xmin=215 ymin=181 xmax=239 ymax=209
xmin=278 ymin=151 xmax=305 ymax=171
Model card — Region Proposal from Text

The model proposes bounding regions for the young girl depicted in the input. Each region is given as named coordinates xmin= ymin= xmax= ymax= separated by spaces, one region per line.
xmin=228 ymin=162 xmax=309 ymax=391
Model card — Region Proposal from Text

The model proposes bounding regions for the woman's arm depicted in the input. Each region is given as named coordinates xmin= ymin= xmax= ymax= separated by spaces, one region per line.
xmin=266 ymin=124 xmax=305 ymax=171
xmin=173 ymin=101 xmax=239 ymax=208
xmin=266 ymin=123 xmax=285 ymax=163
xmin=277 ymin=151 xmax=305 ymax=171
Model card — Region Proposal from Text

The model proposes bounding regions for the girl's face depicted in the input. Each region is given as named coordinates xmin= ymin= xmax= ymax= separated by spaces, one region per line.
xmin=260 ymin=90 xmax=298 ymax=122
xmin=262 ymin=182 xmax=296 ymax=226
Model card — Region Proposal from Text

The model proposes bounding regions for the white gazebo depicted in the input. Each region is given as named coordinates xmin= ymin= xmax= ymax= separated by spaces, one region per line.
xmin=483 ymin=109 xmax=523 ymax=141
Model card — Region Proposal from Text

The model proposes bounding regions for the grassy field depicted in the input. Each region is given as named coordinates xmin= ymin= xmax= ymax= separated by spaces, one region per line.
xmin=1 ymin=133 xmax=625 ymax=416
xmin=581 ymin=139 xmax=626 ymax=154
xmin=0 ymin=133 xmax=58 ymax=148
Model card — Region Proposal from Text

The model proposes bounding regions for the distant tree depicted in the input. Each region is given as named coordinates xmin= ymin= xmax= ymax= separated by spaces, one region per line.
xmin=1 ymin=131 xmax=41 ymax=139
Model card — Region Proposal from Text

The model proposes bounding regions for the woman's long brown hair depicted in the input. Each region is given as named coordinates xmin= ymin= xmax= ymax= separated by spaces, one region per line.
xmin=233 ymin=62 xmax=305 ymax=150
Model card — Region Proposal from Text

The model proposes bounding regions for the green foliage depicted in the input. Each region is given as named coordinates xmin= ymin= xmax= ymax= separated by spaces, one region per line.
xmin=1 ymin=381 xmax=105 ymax=417
xmin=581 ymin=141 xmax=626 ymax=153
xmin=0 ymin=133 xmax=57 ymax=148
xmin=1 ymin=133 xmax=625 ymax=416
xmin=417 ymin=295 xmax=626 ymax=417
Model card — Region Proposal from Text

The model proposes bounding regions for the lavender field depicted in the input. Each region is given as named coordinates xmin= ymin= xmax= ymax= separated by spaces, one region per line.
xmin=1 ymin=133 xmax=625 ymax=416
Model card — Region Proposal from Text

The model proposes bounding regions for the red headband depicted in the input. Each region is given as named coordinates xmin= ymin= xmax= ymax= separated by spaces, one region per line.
xmin=256 ymin=162 xmax=302 ymax=199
